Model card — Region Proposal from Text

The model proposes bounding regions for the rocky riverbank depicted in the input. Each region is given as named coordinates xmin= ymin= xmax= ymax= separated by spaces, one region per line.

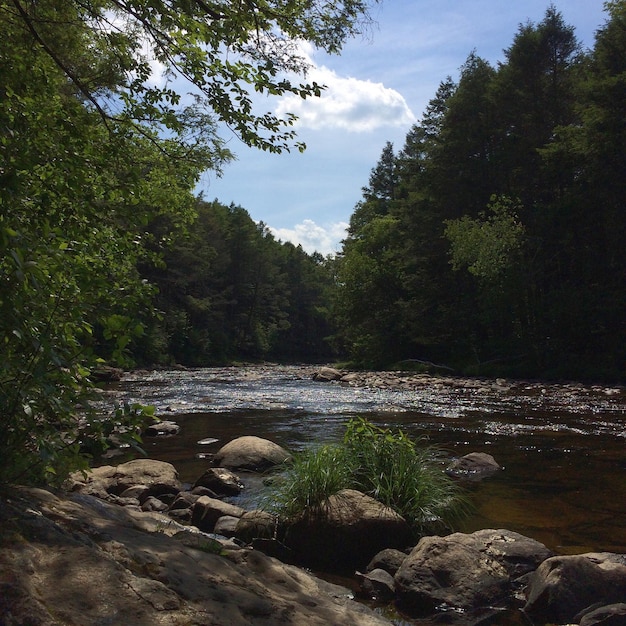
xmin=310 ymin=365 xmax=624 ymax=397
xmin=3 ymin=434 xmax=625 ymax=625
xmin=2 ymin=367 xmax=624 ymax=625
xmin=0 ymin=484 xmax=390 ymax=626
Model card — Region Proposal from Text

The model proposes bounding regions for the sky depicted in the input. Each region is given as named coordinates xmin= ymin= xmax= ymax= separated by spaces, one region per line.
xmin=199 ymin=0 xmax=609 ymax=256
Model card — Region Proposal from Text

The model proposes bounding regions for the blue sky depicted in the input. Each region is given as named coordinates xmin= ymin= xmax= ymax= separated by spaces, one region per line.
xmin=200 ymin=0 xmax=608 ymax=255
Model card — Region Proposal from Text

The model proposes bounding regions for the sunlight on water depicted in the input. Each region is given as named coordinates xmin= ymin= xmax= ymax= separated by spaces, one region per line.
xmin=104 ymin=365 xmax=626 ymax=560
xmin=100 ymin=366 xmax=626 ymax=626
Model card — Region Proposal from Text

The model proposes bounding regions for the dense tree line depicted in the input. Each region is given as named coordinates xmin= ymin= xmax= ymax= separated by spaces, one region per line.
xmin=1 ymin=0 xmax=623 ymax=486
xmin=335 ymin=5 xmax=625 ymax=381
xmin=134 ymin=199 xmax=336 ymax=365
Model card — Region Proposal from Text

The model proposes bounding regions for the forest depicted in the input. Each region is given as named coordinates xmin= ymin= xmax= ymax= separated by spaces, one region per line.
xmin=135 ymin=5 xmax=625 ymax=383
xmin=335 ymin=5 xmax=626 ymax=381
xmin=0 ymin=1 xmax=624 ymax=483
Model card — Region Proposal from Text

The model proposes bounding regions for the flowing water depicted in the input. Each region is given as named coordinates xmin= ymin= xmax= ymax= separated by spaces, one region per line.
xmin=104 ymin=365 xmax=625 ymax=622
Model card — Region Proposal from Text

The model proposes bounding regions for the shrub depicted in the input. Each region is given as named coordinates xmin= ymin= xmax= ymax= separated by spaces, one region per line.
xmin=343 ymin=417 xmax=468 ymax=533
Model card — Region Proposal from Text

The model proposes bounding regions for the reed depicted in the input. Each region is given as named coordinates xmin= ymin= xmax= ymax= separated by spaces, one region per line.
xmin=263 ymin=443 xmax=351 ymax=519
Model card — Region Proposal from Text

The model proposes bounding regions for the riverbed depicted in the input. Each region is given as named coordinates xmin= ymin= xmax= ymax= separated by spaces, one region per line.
xmin=105 ymin=365 xmax=626 ymax=557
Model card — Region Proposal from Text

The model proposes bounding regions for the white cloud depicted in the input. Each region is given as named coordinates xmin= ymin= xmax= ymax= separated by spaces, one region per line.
xmin=269 ymin=220 xmax=348 ymax=256
xmin=274 ymin=44 xmax=415 ymax=133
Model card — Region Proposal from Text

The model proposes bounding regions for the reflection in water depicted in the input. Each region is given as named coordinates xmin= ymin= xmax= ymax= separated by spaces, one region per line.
xmin=104 ymin=365 xmax=626 ymax=556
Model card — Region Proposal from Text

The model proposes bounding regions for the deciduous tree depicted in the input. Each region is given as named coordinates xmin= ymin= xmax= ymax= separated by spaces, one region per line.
xmin=0 ymin=0 xmax=375 ymax=483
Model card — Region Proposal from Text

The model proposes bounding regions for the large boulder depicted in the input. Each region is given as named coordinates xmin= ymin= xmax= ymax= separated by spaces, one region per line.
xmin=394 ymin=529 xmax=553 ymax=616
xmin=523 ymin=553 xmax=626 ymax=625
xmin=283 ymin=489 xmax=412 ymax=573
xmin=67 ymin=459 xmax=183 ymax=500
xmin=213 ymin=436 xmax=292 ymax=472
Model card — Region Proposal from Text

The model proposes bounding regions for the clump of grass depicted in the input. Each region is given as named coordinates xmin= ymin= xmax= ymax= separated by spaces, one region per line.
xmin=264 ymin=417 xmax=469 ymax=535
xmin=263 ymin=444 xmax=351 ymax=519
xmin=343 ymin=417 xmax=469 ymax=533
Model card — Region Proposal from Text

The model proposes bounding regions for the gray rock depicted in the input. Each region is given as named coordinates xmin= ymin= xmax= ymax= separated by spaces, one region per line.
xmin=119 ymin=485 xmax=150 ymax=500
xmin=1 ymin=486 xmax=391 ymax=626
xmin=143 ymin=420 xmax=180 ymax=436
xmin=446 ymin=452 xmax=502 ymax=479
xmin=356 ymin=568 xmax=396 ymax=602
xmin=139 ymin=483 xmax=180 ymax=504
xmin=366 ymin=548 xmax=408 ymax=576
xmin=284 ymin=489 xmax=412 ymax=573
xmin=213 ymin=436 xmax=292 ymax=472
xmin=312 ymin=366 xmax=343 ymax=381
xmin=395 ymin=534 xmax=509 ymax=615
xmin=579 ymin=603 xmax=626 ymax=626
xmin=395 ymin=529 xmax=552 ymax=616
xmin=168 ymin=508 xmax=192 ymax=523
xmin=524 ymin=553 xmax=626 ymax=625
xmin=213 ymin=515 xmax=240 ymax=537
xmin=114 ymin=496 xmax=141 ymax=507
xmin=191 ymin=495 xmax=246 ymax=532
xmin=141 ymin=496 xmax=169 ymax=512
xmin=235 ymin=510 xmax=277 ymax=544
xmin=193 ymin=467 xmax=243 ymax=496
xmin=168 ymin=492 xmax=198 ymax=511
xmin=67 ymin=459 xmax=183 ymax=499
xmin=464 ymin=528 xmax=553 ymax=577
xmin=190 ymin=485 xmax=218 ymax=498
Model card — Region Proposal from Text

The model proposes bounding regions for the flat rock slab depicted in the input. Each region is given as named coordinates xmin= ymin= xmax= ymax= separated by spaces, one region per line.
xmin=0 ymin=486 xmax=392 ymax=626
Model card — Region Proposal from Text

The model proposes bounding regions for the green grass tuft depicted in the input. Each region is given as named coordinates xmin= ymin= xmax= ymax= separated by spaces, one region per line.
xmin=264 ymin=417 xmax=470 ymax=535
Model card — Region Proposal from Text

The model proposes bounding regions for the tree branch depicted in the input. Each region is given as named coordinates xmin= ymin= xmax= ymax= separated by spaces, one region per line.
xmin=11 ymin=0 xmax=113 ymax=131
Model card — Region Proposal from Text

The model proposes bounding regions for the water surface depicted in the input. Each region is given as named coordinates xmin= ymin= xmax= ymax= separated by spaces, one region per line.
xmin=106 ymin=365 xmax=626 ymax=555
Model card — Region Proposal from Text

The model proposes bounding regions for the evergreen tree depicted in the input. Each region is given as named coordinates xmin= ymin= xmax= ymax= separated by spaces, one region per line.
xmin=348 ymin=142 xmax=398 ymax=234
xmin=337 ymin=4 xmax=624 ymax=380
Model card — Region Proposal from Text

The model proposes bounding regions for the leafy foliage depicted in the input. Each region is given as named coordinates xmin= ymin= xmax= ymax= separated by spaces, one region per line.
xmin=0 ymin=0 xmax=371 ymax=485
xmin=445 ymin=195 xmax=526 ymax=281
xmin=4 ymin=0 xmax=375 ymax=154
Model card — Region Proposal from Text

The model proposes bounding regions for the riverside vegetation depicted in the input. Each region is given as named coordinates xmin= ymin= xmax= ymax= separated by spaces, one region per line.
xmin=2 ymin=1 xmax=625 ymax=487
xmin=264 ymin=417 xmax=469 ymax=537
xmin=3 ymin=402 xmax=624 ymax=625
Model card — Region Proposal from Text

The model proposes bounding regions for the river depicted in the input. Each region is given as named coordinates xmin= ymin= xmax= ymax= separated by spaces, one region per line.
xmin=105 ymin=365 xmax=626 ymax=558
xmin=103 ymin=365 xmax=626 ymax=624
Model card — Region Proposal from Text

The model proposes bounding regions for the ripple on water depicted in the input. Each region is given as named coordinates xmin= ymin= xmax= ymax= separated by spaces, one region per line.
xmin=102 ymin=366 xmax=626 ymax=562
